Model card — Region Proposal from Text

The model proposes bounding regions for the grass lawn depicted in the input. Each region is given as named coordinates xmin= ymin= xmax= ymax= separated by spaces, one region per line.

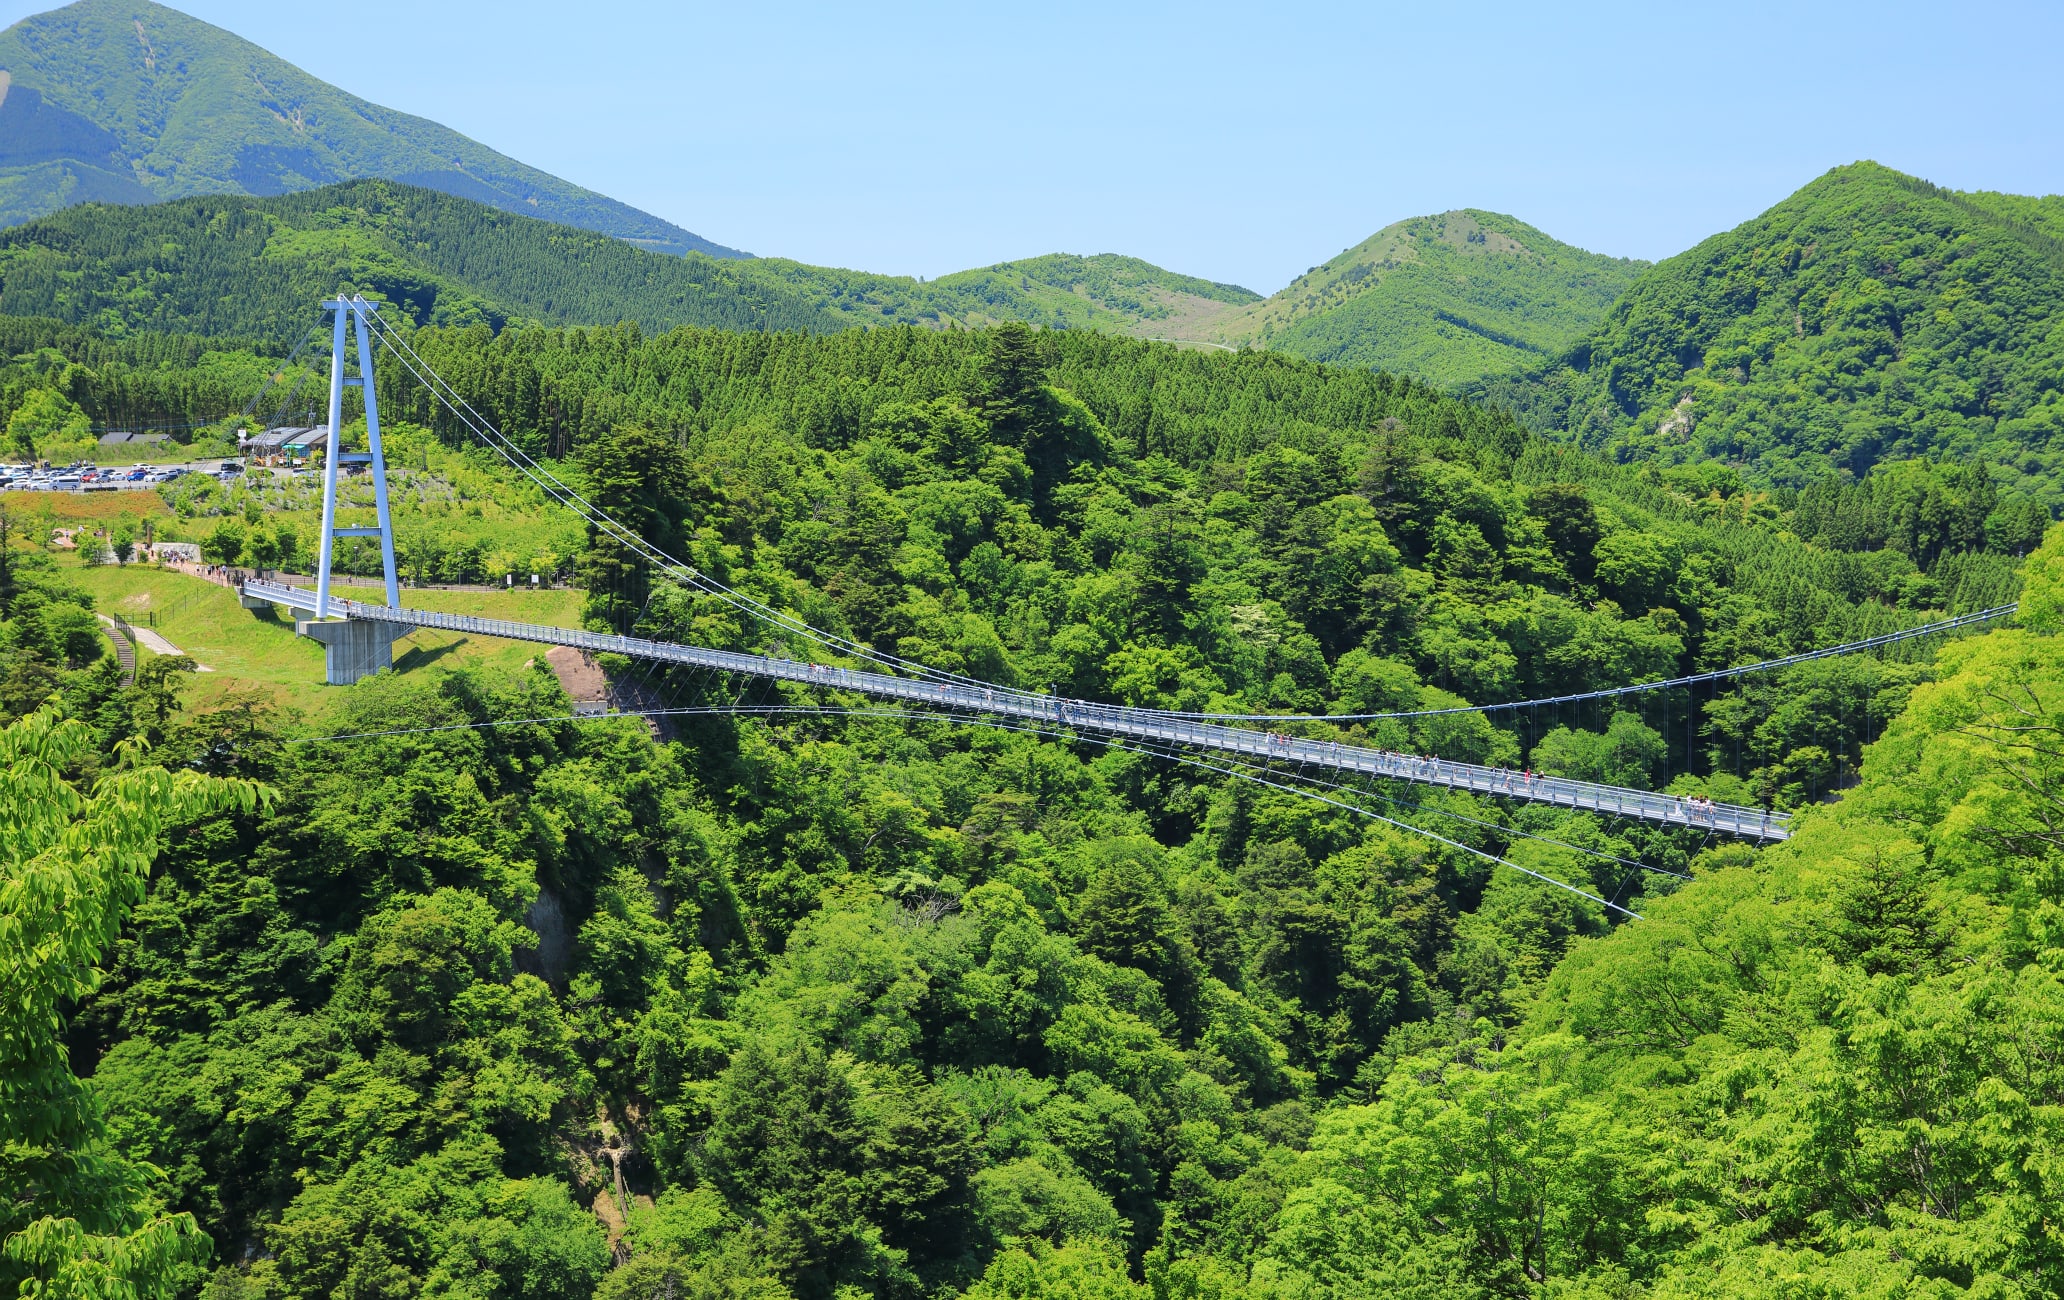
xmin=380 ymin=586 xmax=585 ymax=685
xmin=70 ymin=563 xmax=328 ymax=714
xmin=67 ymin=562 xmax=592 ymax=719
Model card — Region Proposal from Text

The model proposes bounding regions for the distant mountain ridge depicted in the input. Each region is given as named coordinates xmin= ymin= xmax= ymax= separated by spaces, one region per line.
xmin=0 ymin=2 xmax=1643 ymax=392
xmin=21 ymin=0 xmax=2058 ymax=508
xmin=0 ymin=180 xmax=1262 ymax=345
xmin=0 ymin=0 xmax=745 ymax=257
xmin=763 ymin=252 xmax=1260 ymax=335
xmin=0 ymin=181 xmax=828 ymax=340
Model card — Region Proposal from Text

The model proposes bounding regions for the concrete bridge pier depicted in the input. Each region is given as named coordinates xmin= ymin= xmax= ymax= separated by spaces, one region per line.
xmin=297 ymin=617 xmax=407 ymax=685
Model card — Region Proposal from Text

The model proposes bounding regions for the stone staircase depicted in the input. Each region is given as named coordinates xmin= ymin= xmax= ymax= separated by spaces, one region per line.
xmin=101 ymin=616 xmax=137 ymax=686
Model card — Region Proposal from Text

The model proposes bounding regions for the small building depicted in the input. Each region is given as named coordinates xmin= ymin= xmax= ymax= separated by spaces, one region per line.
xmin=98 ymin=430 xmax=171 ymax=449
xmin=241 ymin=426 xmax=322 ymax=465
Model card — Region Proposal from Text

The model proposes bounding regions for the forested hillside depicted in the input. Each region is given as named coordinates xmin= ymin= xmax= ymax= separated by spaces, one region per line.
xmin=0 ymin=0 xmax=742 ymax=256
xmin=4 ymin=318 xmax=2055 ymax=1299
xmin=0 ymin=313 xmax=274 ymax=462
xmin=0 ymin=181 xmax=1266 ymax=348
xmin=1190 ymin=211 xmax=1647 ymax=386
xmin=0 ymin=182 xmax=839 ymax=340
xmin=1479 ymin=162 xmax=2064 ymax=504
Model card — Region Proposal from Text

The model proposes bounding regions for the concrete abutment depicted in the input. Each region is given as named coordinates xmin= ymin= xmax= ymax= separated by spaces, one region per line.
xmin=297 ymin=618 xmax=408 ymax=685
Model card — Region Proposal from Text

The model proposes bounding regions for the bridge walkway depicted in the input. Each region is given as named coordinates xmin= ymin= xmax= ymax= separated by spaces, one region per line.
xmin=244 ymin=579 xmax=1789 ymax=841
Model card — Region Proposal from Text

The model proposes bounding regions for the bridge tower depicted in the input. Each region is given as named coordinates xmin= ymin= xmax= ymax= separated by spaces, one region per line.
xmin=297 ymin=295 xmax=406 ymax=684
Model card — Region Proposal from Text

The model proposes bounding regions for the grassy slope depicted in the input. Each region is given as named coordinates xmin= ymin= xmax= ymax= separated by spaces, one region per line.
xmin=16 ymin=435 xmax=594 ymax=717
xmin=1170 ymin=210 xmax=1647 ymax=385
xmin=1477 ymin=162 xmax=2064 ymax=495
xmin=71 ymin=560 xmax=588 ymax=715
xmin=69 ymin=561 xmax=324 ymax=707
xmin=0 ymin=0 xmax=742 ymax=256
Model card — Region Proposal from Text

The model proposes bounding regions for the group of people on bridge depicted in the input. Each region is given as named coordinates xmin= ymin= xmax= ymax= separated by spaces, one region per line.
xmin=1678 ymin=793 xmax=1725 ymax=824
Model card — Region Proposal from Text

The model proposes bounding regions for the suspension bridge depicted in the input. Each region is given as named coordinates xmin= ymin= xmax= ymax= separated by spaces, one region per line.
xmin=241 ymin=576 xmax=1795 ymax=840
xmin=235 ymin=294 xmax=2029 ymax=904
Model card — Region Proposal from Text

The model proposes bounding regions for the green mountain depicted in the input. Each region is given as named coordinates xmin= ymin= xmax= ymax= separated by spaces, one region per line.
xmin=0 ymin=180 xmax=835 ymax=339
xmin=0 ymin=0 xmax=1620 ymax=385
xmin=0 ymin=180 xmax=1261 ymax=345
xmin=0 ymin=0 xmax=744 ymax=257
xmin=1157 ymin=210 xmax=1647 ymax=386
xmin=1482 ymin=162 xmax=2064 ymax=499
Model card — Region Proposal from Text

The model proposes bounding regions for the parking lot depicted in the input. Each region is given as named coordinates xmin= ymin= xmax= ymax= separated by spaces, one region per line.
xmin=0 ymin=458 xmax=243 ymax=492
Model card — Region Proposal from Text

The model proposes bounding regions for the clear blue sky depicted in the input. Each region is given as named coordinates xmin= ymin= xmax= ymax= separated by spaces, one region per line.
xmin=7 ymin=0 xmax=2062 ymax=292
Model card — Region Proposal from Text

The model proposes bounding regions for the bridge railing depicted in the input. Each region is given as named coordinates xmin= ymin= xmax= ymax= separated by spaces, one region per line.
xmin=245 ymin=580 xmax=1789 ymax=841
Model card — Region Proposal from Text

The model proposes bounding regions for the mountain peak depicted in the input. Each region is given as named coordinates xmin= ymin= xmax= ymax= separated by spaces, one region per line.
xmin=0 ymin=0 xmax=744 ymax=257
xmin=1132 ymin=209 xmax=1647 ymax=386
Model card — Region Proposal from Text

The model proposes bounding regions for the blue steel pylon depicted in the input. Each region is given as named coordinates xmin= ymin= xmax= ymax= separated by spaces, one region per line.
xmin=314 ymin=295 xmax=400 ymax=617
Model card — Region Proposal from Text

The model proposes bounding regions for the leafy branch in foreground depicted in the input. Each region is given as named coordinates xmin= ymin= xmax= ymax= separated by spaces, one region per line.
xmin=1 ymin=713 xmax=266 ymax=1300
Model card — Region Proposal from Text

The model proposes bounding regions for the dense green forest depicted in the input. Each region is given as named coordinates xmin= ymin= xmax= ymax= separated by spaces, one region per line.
xmin=0 ymin=182 xmax=838 ymax=341
xmin=0 ymin=0 xmax=740 ymax=255
xmin=379 ymin=319 xmax=2033 ymax=651
xmin=1477 ymin=162 xmax=2064 ymax=504
xmin=17 ymin=151 xmax=2064 ymax=509
xmin=4 ymin=9 xmax=2062 ymax=1298
xmin=0 ymin=180 xmax=1263 ymax=351
xmin=1192 ymin=211 xmax=1647 ymax=387
xmin=5 ymin=319 xmax=2059 ymax=1300
xmin=21 ymin=158 xmax=2064 ymax=522
xmin=0 ymin=313 xmax=277 ymax=459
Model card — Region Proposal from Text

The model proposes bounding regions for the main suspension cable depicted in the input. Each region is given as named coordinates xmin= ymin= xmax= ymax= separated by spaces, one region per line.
xmin=359 ymin=302 xmax=1038 ymax=697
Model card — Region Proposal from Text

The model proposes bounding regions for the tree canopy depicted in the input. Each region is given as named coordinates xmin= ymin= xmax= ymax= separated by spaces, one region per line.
xmin=1 ymin=312 xmax=2057 ymax=1300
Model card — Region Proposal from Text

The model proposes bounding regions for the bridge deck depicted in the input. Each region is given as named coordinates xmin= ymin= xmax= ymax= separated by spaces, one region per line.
xmin=246 ymin=580 xmax=1788 ymax=841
